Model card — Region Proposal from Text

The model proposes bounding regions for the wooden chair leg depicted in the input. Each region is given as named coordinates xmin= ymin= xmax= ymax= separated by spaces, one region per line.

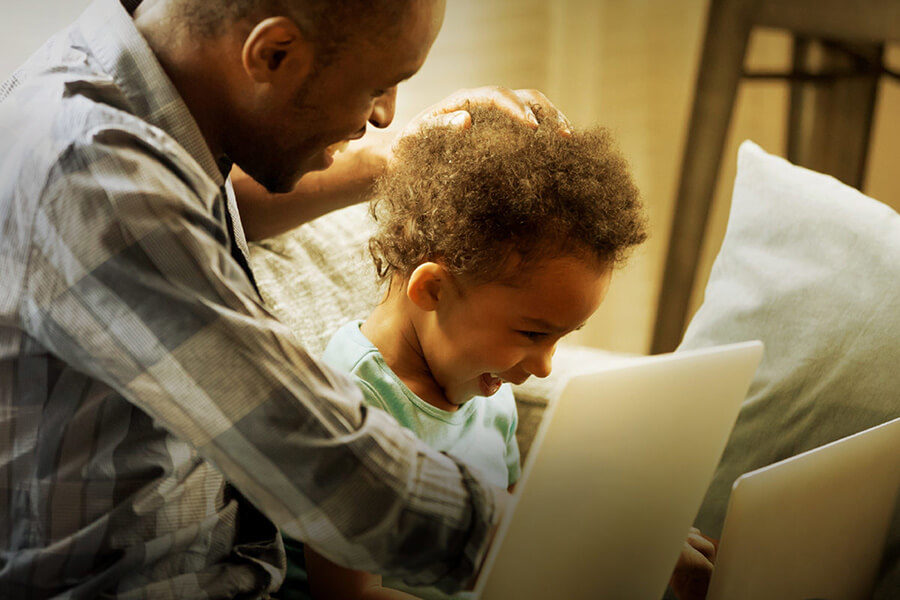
xmin=786 ymin=39 xmax=883 ymax=189
xmin=652 ymin=0 xmax=759 ymax=354
xmin=787 ymin=36 xmax=813 ymax=163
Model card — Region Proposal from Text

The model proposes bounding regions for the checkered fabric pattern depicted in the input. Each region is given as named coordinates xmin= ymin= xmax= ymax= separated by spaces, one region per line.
xmin=0 ymin=1 xmax=496 ymax=598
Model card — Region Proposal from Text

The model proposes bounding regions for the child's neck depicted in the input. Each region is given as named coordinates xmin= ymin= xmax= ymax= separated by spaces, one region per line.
xmin=361 ymin=293 xmax=460 ymax=412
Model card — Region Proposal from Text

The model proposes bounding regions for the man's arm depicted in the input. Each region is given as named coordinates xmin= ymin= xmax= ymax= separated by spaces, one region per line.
xmin=23 ymin=133 xmax=496 ymax=592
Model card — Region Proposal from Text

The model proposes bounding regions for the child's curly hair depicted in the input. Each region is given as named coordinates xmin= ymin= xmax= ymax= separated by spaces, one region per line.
xmin=369 ymin=106 xmax=647 ymax=285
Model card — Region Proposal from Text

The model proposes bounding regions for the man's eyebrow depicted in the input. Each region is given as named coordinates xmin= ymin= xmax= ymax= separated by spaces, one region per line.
xmin=520 ymin=317 xmax=585 ymax=333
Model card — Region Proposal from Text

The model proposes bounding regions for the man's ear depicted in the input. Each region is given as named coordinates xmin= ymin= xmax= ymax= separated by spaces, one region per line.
xmin=241 ymin=17 xmax=314 ymax=84
xmin=406 ymin=263 xmax=449 ymax=312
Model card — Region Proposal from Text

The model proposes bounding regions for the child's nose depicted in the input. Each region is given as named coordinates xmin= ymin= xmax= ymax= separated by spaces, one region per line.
xmin=525 ymin=346 xmax=554 ymax=379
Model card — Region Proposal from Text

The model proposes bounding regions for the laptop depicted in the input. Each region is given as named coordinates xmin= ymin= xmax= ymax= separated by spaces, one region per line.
xmin=473 ymin=340 xmax=764 ymax=599
xmin=706 ymin=415 xmax=900 ymax=600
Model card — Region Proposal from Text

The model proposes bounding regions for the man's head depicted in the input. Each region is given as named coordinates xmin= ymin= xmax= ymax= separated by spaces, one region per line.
xmin=169 ymin=0 xmax=445 ymax=192
xmin=175 ymin=0 xmax=409 ymax=54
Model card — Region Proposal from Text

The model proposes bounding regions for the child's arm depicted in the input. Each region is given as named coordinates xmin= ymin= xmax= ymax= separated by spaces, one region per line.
xmin=304 ymin=545 xmax=423 ymax=600
xmin=668 ymin=527 xmax=718 ymax=600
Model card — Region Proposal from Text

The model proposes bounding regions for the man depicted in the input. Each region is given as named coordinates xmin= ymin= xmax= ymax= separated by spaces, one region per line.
xmin=0 ymin=0 xmax=568 ymax=597
xmin=0 ymin=0 xmax=712 ymax=597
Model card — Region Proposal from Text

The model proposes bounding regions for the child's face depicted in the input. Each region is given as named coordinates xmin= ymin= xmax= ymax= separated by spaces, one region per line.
xmin=422 ymin=254 xmax=612 ymax=406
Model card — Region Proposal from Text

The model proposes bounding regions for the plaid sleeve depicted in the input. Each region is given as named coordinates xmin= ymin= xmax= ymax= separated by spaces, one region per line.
xmin=19 ymin=128 xmax=497 ymax=591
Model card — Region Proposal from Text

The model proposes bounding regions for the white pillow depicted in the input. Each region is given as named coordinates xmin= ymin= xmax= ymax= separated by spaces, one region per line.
xmin=679 ymin=141 xmax=900 ymax=598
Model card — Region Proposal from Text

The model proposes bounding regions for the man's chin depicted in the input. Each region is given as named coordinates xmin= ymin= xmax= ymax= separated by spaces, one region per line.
xmin=266 ymin=154 xmax=334 ymax=191
xmin=260 ymin=178 xmax=300 ymax=194
xmin=251 ymin=167 xmax=306 ymax=194
xmin=234 ymin=156 xmax=317 ymax=194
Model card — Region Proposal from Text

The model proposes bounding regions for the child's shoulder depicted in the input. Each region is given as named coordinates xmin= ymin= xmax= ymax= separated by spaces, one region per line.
xmin=321 ymin=320 xmax=406 ymax=413
xmin=321 ymin=320 xmax=377 ymax=373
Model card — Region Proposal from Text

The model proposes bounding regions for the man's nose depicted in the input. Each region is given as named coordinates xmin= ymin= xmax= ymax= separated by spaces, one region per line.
xmin=525 ymin=345 xmax=555 ymax=379
xmin=369 ymin=87 xmax=397 ymax=129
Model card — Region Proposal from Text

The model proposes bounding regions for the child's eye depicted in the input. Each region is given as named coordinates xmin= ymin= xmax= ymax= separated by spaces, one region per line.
xmin=518 ymin=330 xmax=548 ymax=341
xmin=372 ymin=89 xmax=387 ymax=98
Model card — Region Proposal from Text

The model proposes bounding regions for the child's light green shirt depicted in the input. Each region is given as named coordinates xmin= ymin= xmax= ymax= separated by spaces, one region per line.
xmin=322 ymin=321 xmax=521 ymax=492
xmin=322 ymin=321 xmax=520 ymax=599
xmin=282 ymin=322 xmax=520 ymax=600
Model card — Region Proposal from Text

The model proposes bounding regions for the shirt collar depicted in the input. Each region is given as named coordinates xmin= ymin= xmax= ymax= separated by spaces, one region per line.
xmin=77 ymin=0 xmax=226 ymax=186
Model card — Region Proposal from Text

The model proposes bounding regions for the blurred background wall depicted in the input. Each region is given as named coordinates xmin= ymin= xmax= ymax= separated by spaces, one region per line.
xmin=4 ymin=0 xmax=898 ymax=354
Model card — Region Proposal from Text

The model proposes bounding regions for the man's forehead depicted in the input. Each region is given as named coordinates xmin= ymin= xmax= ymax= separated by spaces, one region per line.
xmin=335 ymin=0 xmax=439 ymax=84
xmin=365 ymin=0 xmax=442 ymax=55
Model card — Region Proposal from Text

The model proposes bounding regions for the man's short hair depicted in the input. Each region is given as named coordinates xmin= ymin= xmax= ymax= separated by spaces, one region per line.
xmin=369 ymin=106 xmax=648 ymax=286
xmin=175 ymin=0 xmax=408 ymax=61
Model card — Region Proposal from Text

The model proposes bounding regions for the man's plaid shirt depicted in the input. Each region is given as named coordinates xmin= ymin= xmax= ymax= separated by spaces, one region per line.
xmin=0 ymin=0 xmax=496 ymax=597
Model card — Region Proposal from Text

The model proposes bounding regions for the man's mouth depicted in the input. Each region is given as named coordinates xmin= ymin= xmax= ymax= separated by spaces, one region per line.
xmin=324 ymin=140 xmax=350 ymax=158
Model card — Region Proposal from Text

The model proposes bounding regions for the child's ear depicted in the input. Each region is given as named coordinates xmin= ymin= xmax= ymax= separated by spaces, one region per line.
xmin=406 ymin=263 xmax=448 ymax=312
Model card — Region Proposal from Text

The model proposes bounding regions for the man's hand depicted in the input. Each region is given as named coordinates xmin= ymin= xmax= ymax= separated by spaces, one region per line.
xmin=392 ymin=86 xmax=572 ymax=162
xmin=669 ymin=527 xmax=717 ymax=600
xmin=234 ymin=87 xmax=570 ymax=240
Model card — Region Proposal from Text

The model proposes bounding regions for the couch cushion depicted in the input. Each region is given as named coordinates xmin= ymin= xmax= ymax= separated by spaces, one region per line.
xmin=679 ymin=141 xmax=900 ymax=598
xmin=250 ymin=203 xmax=379 ymax=356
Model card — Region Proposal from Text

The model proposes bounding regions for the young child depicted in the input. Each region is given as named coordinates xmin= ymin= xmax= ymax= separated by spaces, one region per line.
xmin=286 ymin=106 xmax=647 ymax=600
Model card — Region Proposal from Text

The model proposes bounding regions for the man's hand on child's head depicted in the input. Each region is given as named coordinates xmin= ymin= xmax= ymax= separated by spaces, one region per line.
xmin=390 ymin=87 xmax=572 ymax=165
xmin=669 ymin=527 xmax=717 ymax=600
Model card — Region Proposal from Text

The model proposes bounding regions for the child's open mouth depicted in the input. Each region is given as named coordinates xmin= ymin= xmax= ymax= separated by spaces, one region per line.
xmin=479 ymin=373 xmax=503 ymax=397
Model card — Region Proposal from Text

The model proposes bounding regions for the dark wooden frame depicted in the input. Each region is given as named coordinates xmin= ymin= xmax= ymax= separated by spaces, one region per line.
xmin=651 ymin=0 xmax=900 ymax=353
